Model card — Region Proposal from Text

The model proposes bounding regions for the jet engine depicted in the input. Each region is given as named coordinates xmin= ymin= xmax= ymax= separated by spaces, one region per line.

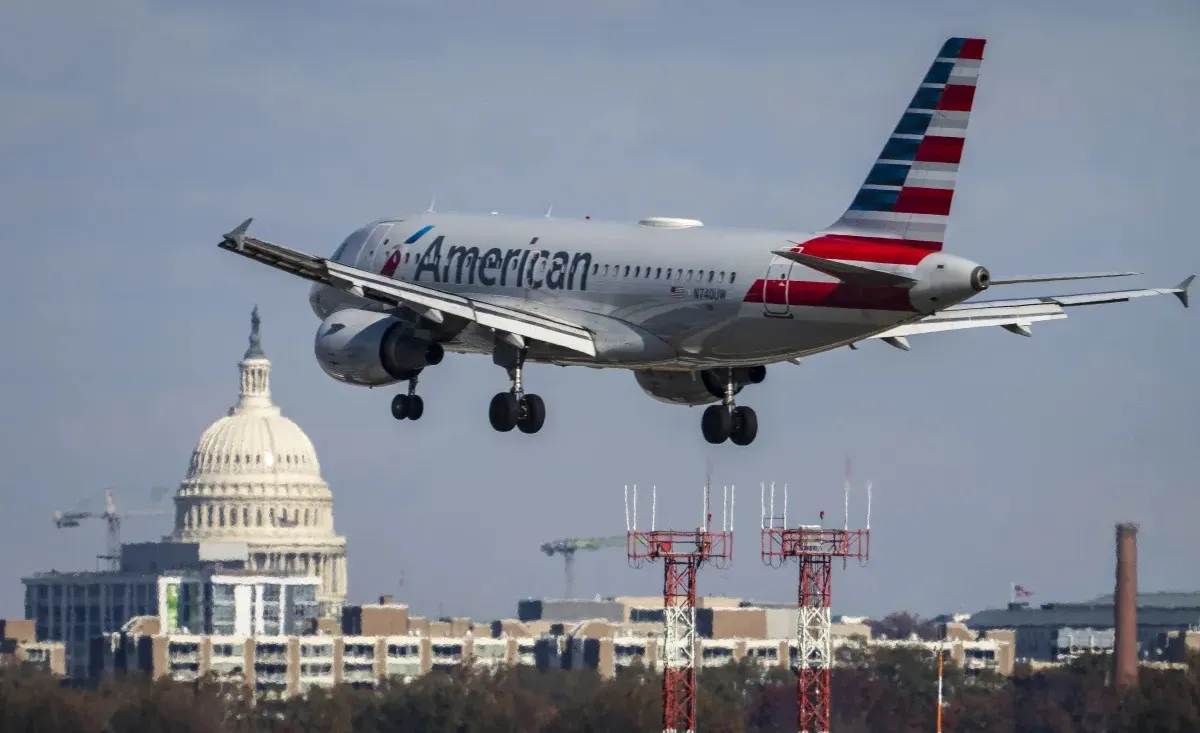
xmin=314 ymin=309 xmax=445 ymax=387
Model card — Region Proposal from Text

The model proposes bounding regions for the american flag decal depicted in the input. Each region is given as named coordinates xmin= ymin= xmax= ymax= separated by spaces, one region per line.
xmin=668 ymin=286 xmax=686 ymax=298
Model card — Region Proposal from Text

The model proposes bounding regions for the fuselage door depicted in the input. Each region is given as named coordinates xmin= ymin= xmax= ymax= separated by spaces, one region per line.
xmin=762 ymin=255 xmax=794 ymax=316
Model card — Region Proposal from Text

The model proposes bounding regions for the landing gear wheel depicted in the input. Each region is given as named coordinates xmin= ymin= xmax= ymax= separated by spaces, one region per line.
xmin=489 ymin=392 xmax=520 ymax=432
xmin=405 ymin=395 xmax=424 ymax=421
xmin=730 ymin=405 xmax=758 ymax=446
xmin=701 ymin=405 xmax=732 ymax=444
xmin=390 ymin=394 xmax=409 ymax=420
xmin=518 ymin=394 xmax=546 ymax=434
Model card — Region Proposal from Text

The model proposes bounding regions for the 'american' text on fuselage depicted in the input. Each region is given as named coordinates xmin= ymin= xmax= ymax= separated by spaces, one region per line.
xmin=412 ymin=236 xmax=592 ymax=292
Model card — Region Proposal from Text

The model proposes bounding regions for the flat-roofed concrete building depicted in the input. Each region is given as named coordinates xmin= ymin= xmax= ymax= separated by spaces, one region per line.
xmin=957 ymin=591 xmax=1200 ymax=662
xmin=25 ymin=568 xmax=318 ymax=679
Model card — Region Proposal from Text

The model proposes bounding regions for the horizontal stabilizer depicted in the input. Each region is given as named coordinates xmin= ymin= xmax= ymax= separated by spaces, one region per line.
xmin=989 ymin=271 xmax=1139 ymax=286
xmin=773 ymin=248 xmax=917 ymax=288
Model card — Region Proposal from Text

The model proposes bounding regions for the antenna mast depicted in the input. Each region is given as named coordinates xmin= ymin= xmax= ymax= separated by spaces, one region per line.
xmin=626 ymin=482 xmax=734 ymax=733
xmin=760 ymin=461 xmax=873 ymax=733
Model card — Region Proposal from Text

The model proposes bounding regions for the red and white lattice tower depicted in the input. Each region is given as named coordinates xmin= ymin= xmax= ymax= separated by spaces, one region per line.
xmin=760 ymin=462 xmax=871 ymax=733
xmin=625 ymin=482 xmax=734 ymax=733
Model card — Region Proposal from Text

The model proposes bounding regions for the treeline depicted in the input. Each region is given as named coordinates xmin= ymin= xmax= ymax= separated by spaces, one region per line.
xmin=1 ymin=648 xmax=1197 ymax=732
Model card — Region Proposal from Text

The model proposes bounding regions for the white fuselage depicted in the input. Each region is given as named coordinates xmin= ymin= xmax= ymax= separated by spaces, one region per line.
xmin=308 ymin=212 xmax=980 ymax=369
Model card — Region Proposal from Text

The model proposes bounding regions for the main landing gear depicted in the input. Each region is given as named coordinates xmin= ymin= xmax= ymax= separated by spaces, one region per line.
xmin=701 ymin=367 xmax=761 ymax=446
xmin=390 ymin=372 xmax=425 ymax=421
xmin=488 ymin=348 xmax=546 ymax=434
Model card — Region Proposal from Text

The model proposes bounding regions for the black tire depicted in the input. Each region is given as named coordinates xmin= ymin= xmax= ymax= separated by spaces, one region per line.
xmin=701 ymin=404 xmax=732 ymax=444
xmin=518 ymin=394 xmax=546 ymax=434
xmin=390 ymin=394 xmax=409 ymax=420
xmin=747 ymin=365 xmax=767 ymax=384
xmin=730 ymin=405 xmax=758 ymax=446
xmin=489 ymin=392 xmax=519 ymax=432
xmin=406 ymin=395 xmax=424 ymax=421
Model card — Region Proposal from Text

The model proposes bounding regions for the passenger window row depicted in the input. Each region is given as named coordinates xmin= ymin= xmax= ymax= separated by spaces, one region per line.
xmin=588 ymin=263 xmax=736 ymax=285
xmin=392 ymin=251 xmax=736 ymax=286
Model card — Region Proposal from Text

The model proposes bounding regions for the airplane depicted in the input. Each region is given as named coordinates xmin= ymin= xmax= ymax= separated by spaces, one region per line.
xmin=217 ymin=36 xmax=1192 ymax=447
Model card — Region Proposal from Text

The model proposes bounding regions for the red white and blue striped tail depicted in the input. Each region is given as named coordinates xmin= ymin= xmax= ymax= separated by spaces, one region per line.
xmin=822 ymin=37 xmax=986 ymax=251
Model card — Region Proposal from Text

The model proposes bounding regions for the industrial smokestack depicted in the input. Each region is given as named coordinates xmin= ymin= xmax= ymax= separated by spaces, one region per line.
xmin=1114 ymin=522 xmax=1139 ymax=689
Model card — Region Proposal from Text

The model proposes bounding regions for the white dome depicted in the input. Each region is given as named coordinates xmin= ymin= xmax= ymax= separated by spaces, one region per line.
xmin=185 ymin=367 xmax=323 ymax=483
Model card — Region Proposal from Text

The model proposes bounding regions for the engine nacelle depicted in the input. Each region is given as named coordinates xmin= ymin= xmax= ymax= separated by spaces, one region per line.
xmin=314 ymin=309 xmax=444 ymax=387
xmin=635 ymin=370 xmax=723 ymax=406
xmin=636 ymin=365 xmax=768 ymax=406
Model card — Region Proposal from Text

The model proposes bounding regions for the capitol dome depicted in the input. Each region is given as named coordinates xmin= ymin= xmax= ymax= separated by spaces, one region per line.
xmin=172 ymin=307 xmax=347 ymax=618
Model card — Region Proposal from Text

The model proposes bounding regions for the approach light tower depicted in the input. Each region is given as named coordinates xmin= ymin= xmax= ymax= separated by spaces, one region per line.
xmin=760 ymin=461 xmax=871 ymax=733
xmin=625 ymin=482 xmax=734 ymax=733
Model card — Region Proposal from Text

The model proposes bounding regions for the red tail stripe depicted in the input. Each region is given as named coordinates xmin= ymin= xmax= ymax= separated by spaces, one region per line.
xmin=796 ymin=235 xmax=936 ymax=265
xmin=743 ymin=279 xmax=917 ymax=312
xmin=936 ymin=84 xmax=977 ymax=112
xmin=959 ymin=38 xmax=987 ymax=61
xmin=913 ymin=135 xmax=965 ymax=165
xmin=892 ymin=186 xmax=954 ymax=216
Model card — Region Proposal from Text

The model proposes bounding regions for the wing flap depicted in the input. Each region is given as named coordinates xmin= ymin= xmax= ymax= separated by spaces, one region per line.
xmin=218 ymin=221 xmax=598 ymax=357
xmin=878 ymin=303 xmax=1067 ymax=338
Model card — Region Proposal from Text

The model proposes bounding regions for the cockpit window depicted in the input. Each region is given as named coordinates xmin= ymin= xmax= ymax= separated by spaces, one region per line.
xmin=331 ymin=220 xmax=402 ymax=264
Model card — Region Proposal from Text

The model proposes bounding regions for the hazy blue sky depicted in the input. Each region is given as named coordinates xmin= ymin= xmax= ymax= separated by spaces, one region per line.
xmin=1 ymin=0 xmax=1196 ymax=623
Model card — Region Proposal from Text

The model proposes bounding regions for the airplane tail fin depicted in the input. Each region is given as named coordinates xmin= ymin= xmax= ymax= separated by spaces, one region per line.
xmin=822 ymin=37 xmax=987 ymax=251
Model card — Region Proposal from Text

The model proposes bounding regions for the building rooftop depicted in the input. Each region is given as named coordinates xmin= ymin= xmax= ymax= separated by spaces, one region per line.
xmin=969 ymin=591 xmax=1200 ymax=629
xmin=23 ymin=566 xmax=312 ymax=582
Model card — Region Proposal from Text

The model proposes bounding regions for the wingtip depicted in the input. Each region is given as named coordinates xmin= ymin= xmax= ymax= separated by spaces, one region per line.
xmin=1174 ymin=274 xmax=1195 ymax=309
xmin=222 ymin=217 xmax=253 ymax=250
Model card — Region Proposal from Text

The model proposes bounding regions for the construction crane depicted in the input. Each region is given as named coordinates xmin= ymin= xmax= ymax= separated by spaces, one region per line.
xmin=540 ymin=536 xmax=625 ymax=599
xmin=52 ymin=487 xmax=171 ymax=572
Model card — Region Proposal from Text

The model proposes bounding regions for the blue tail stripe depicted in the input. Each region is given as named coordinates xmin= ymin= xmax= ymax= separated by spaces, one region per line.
xmin=404 ymin=225 xmax=434 ymax=244
xmin=864 ymin=162 xmax=911 ymax=187
xmin=940 ymin=37 xmax=966 ymax=58
xmin=879 ymin=137 xmax=921 ymax=162
xmin=849 ymin=188 xmax=900 ymax=212
xmin=923 ymin=61 xmax=954 ymax=85
xmin=909 ymin=86 xmax=944 ymax=111
xmin=893 ymin=111 xmax=933 ymax=136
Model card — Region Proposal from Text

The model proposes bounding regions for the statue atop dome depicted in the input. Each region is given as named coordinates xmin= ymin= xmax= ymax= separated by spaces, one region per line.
xmin=245 ymin=305 xmax=266 ymax=359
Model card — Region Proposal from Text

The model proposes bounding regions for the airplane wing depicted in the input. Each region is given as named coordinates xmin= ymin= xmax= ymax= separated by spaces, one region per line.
xmin=217 ymin=218 xmax=598 ymax=357
xmin=869 ymin=276 xmax=1193 ymax=347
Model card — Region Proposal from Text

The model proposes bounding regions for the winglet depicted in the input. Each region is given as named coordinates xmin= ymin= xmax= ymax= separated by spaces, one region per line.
xmin=222 ymin=218 xmax=253 ymax=251
xmin=1174 ymin=275 xmax=1195 ymax=308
